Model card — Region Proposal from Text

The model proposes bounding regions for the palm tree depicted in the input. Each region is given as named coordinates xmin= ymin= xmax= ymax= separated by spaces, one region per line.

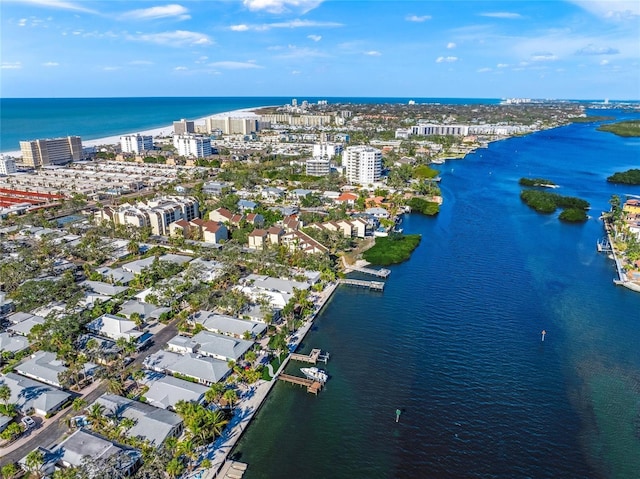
xmin=166 ymin=458 xmax=185 ymax=479
xmin=87 ymin=403 xmax=106 ymax=429
xmin=25 ymin=450 xmax=45 ymax=478
xmin=71 ymin=397 xmax=87 ymax=412
xmin=107 ymin=378 xmax=124 ymax=396
xmin=127 ymin=239 xmax=140 ymax=256
xmin=222 ymin=389 xmax=238 ymax=410
xmin=176 ymin=439 xmax=198 ymax=472
xmin=204 ymin=383 xmax=225 ymax=404
xmin=0 ymin=384 xmax=11 ymax=407
xmin=207 ymin=409 xmax=229 ymax=439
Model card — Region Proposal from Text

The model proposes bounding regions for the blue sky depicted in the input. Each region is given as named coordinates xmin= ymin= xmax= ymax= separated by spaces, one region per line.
xmin=1 ymin=0 xmax=638 ymax=99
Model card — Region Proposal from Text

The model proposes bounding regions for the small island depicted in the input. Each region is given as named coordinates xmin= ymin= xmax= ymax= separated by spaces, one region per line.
xmin=363 ymin=233 xmax=422 ymax=265
xmin=569 ymin=115 xmax=615 ymax=123
xmin=597 ymin=120 xmax=640 ymax=137
xmin=520 ymin=189 xmax=590 ymax=222
xmin=607 ymin=169 xmax=640 ymax=185
xmin=519 ymin=177 xmax=557 ymax=188
xmin=407 ymin=197 xmax=440 ymax=215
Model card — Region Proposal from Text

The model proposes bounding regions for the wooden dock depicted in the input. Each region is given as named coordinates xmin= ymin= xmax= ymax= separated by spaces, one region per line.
xmin=279 ymin=374 xmax=323 ymax=394
xmin=347 ymin=265 xmax=391 ymax=278
xmin=339 ymin=278 xmax=385 ymax=291
xmin=217 ymin=461 xmax=248 ymax=479
xmin=291 ymin=348 xmax=330 ymax=364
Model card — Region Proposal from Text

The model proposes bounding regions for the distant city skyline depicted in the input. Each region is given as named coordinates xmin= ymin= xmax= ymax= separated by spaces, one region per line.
xmin=1 ymin=0 xmax=639 ymax=100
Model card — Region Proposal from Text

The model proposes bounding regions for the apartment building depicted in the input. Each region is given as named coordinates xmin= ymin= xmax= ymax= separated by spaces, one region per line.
xmin=173 ymin=119 xmax=195 ymax=135
xmin=0 ymin=156 xmax=17 ymax=175
xmin=306 ymin=157 xmax=331 ymax=176
xmin=205 ymin=117 xmax=258 ymax=135
xmin=95 ymin=196 xmax=199 ymax=236
xmin=343 ymin=145 xmax=382 ymax=185
xmin=19 ymin=136 xmax=83 ymax=167
xmin=173 ymin=135 xmax=212 ymax=158
xmin=121 ymin=134 xmax=153 ymax=154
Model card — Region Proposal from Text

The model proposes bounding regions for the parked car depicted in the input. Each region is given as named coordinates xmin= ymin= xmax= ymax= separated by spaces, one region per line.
xmin=21 ymin=416 xmax=36 ymax=429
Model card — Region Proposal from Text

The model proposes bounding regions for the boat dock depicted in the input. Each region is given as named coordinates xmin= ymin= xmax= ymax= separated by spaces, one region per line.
xmin=339 ymin=278 xmax=385 ymax=290
xmin=291 ymin=348 xmax=330 ymax=364
xmin=597 ymin=238 xmax=612 ymax=253
xmin=345 ymin=265 xmax=391 ymax=278
xmin=217 ymin=461 xmax=248 ymax=479
xmin=278 ymin=374 xmax=323 ymax=395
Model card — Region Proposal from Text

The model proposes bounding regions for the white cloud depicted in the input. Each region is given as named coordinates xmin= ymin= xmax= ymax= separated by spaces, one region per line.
xmin=174 ymin=66 xmax=188 ymax=71
xmin=131 ymin=30 xmax=213 ymax=46
xmin=364 ymin=50 xmax=381 ymax=56
xmin=447 ymin=42 xmax=456 ymax=49
xmin=102 ymin=66 xmax=120 ymax=71
xmin=406 ymin=14 xmax=431 ymax=22
xmin=1 ymin=62 xmax=22 ymax=70
xmin=276 ymin=45 xmax=329 ymax=59
xmin=600 ymin=59 xmax=610 ymax=65
xmin=436 ymin=56 xmax=458 ymax=63
xmin=42 ymin=61 xmax=59 ymax=67
xmin=235 ymin=19 xmax=342 ymax=31
xmin=208 ymin=61 xmax=262 ymax=69
xmin=531 ymin=52 xmax=557 ymax=61
xmin=569 ymin=1 xmax=639 ymax=21
xmin=291 ymin=70 xmax=301 ymax=75
xmin=497 ymin=63 xmax=509 ymax=68
xmin=480 ymin=12 xmax=523 ymax=19
xmin=477 ymin=67 xmax=492 ymax=72
xmin=122 ymin=4 xmax=191 ymax=21
xmin=19 ymin=0 xmax=98 ymax=14
xmin=243 ymin=0 xmax=324 ymax=14
xmin=308 ymin=34 xmax=322 ymax=42
xmin=576 ymin=44 xmax=620 ymax=55
xmin=18 ymin=18 xmax=27 ymax=27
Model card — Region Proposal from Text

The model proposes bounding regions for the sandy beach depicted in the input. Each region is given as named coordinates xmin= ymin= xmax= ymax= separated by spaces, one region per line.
xmin=1 ymin=107 xmax=265 ymax=159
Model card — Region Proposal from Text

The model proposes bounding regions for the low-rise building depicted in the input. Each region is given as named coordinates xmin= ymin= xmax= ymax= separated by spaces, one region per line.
xmin=0 ymin=373 xmax=71 ymax=416
xmin=14 ymin=351 xmax=67 ymax=388
xmin=142 ymin=372 xmax=209 ymax=410
xmin=143 ymin=351 xmax=230 ymax=386
xmin=190 ymin=311 xmax=267 ymax=338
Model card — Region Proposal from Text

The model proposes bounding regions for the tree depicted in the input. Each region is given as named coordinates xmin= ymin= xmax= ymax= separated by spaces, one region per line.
xmin=127 ymin=239 xmax=140 ymax=256
xmin=222 ymin=389 xmax=238 ymax=410
xmin=1 ymin=463 xmax=18 ymax=479
xmin=25 ymin=450 xmax=45 ymax=478
xmin=205 ymin=383 xmax=225 ymax=404
xmin=0 ymin=384 xmax=11 ymax=407
xmin=166 ymin=458 xmax=185 ymax=479
xmin=71 ymin=397 xmax=87 ymax=412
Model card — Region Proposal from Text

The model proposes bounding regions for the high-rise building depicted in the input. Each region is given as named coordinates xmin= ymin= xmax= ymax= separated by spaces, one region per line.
xmin=0 ymin=156 xmax=17 ymax=176
xmin=306 ymin=157 xmax=331 ymax=177
xmin=343 ymin=146 xmax=382 ymax=185
xmin=205 ymin=117 xmax=258 ymax=135
xmin=312 ymin=142 xmax=343 ymax=159
xmin=120 ymin=134 xmax=153 ymax=154
xmin=19 ymin=136 xmax=83 ymax=168
xmin=173 ymin=119 xmax=195 ymax=135
xmin=173 ymin=135 xmax=212 ymax=158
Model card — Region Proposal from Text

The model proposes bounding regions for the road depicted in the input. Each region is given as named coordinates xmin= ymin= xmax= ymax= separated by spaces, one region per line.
xmin=0 ymin=318 xmax=178 ymax=467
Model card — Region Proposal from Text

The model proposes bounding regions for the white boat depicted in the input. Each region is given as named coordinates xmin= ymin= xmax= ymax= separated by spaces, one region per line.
xmin=301 ymin=367 xmax=329 ymax=383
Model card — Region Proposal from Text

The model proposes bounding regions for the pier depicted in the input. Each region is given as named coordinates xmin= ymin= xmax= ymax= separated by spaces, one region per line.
xmin=291 ymin=348 xmax=330 ymax=364
xmin=339 ymin=278 xmax=385 ymax=291
xmin=346 ymin=265 xmax=391 ymax=278
xmin=278 ymin=374 xmax=323 ymax=395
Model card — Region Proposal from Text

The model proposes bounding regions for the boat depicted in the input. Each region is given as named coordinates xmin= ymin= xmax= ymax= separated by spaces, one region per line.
xmin=300 ymin=367 xmax=329 ymax=383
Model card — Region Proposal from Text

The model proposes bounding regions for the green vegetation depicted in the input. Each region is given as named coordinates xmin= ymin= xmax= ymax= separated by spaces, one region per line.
xmin=407 ymin=197 xmax=440 ymax=215
xmin=363 ymin=233 xmax=421 ymax=265
xmin=520 ymin=189 xmax=589 ymax=222
xmin=519 ymin=177 xmax=556 ymax=187
xmin=607 ymin=169 xmax=640 ymax=185
xmin=559 ymin=208 xmax=588 ymax=222
xmin=413 ymin=165 xmax=440 ymax=179
xmin=597 ymin=120 xmax=640 ymax=137
xmin=568 ymin=116 xmax=614 ymax=123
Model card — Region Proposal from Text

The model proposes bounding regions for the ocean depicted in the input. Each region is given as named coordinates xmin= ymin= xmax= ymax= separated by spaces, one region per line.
xmin=232 ymin=110 xmax=640 ymax=478
xmin=0 ymin=96 xmax=500 ymax=153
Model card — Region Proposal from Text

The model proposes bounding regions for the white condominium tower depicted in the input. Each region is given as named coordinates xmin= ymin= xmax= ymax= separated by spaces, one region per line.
xmin=173 ymin=135 xmax=212 ymax=158
xmin=19 ymin=136 xmax=83 ymax=168
xmin=121 ymin=134 xmax=153 ymax=154
xmin=343 ymin=146 xmax=382 ymax=185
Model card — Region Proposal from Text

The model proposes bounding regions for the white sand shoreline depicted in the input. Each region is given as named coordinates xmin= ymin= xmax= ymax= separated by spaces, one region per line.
xmin=1 ymin=106 xmax=270 ymax=159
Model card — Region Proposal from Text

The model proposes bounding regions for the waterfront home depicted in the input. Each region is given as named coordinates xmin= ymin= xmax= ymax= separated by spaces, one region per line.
xmin=281 ymin=230 xmax=329 ymax=254
xmin=241 ymin=274 xmax=311 ymax=294
xmin=0 ymin=332 xmax=30 ymax=355
xmin=91 ymin=393 xmax=183 ymax=446
xmin=191 ymin=331 xmax=253 ymax=362
xmin=141 ymin=372 xmax=209 ymax=410
xmin=0 ymin=372 xmax=71 ymax=416
xmin=189 ymin=310 xmax=267 ymax=338
xmin=6 ymin=312 xmax=45 ymax=336
xmin=86 ymin=314 xmax=142 ymax=343
xmin=33 ymin=429 xmax=141 ymax=476
xmin=365 ymin=207 xmax=390 ymax=219
xmin=143 ymin=350 xmax=230 ymax=386
xmin=14 ymin=351 xmax=67 ymax=388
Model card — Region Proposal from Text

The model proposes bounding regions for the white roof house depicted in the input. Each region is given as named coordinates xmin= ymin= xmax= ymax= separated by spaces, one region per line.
xmin=121 ymin=254 xmax=192 ymax=275
xmin=14 ymin=351 xmax=67 ymax=388
xmin=142 ymin=372 xmax=209 ymax=410
xmin=143 ymin=350 xmax=230 ymax=386
xmin=191 ymin=331 xmax=254 ymax=362
xmin=0 ymin=332 xmax=30 ymax=354
xmin=92 ymin=394 xmax=183 ymax=446
xmin=6 ymin=312 xmax=45 ymax=336
xmin=0 ymin=372 xmax=71 ymax=416
xmin=190 ymin=311 xmax=267 ymax=338
xmin=86 ymin=314 xmax=142 ymax=342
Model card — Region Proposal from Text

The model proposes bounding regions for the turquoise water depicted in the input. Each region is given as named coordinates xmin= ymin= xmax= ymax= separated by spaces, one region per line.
xmin=0 ymin=97 xmax=501 ymax=152
xmin=232 ymin=111 xmax=640 ymax=478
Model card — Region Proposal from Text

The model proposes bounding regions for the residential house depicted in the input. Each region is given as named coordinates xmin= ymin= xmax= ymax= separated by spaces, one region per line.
xmin=282 ymin=230 xmax=329 ymax=254
xmin=209 ymin=207 xmax=235 ymax=224
xmin=14 ymin=351 xmax=67 ymax=388
xmin=238 ymin=199 xmax=257 ymax=212
xmin=335 ymin=192 xmax=358 ymax=206
xmin=245 ymin=213 xmax=265 ymax=228
xmin=191 ymin=331 xmax=253 ymax=362
xmin=0 ymin=332 xmax=30 ymax=355
xmin=143 ymin=350 xmax=230 ymax=386
xmin=0 ymin=373 xmax=71 ymax=417
xmin=365 ymin=207 xmax=390 ymax=219
xmin=282 ymin=215 xmax=301 ymax=232
xmin=86 ymin=314 xmax=142 ymax=343
xmin=141 ymin=372 xmax=208 ymax=410
xmin=350 ymin=217 xmax=369 ymax=238
xmin=248 ymin=229 xmax=269 ymax=250
xmin=92 ymin=394 xmax=183 ymax=446
xmin=121 ymin=253 xmax=192 ymax=275
xmin=190 ymin=311 xmax=267 ymax=338
xmin=267 ymin=226 xmax=285 ymax=245
xmin=94 ymin=266 xmax=134 ymax=285
xmin=261 ymin=186 xmax=285 ymax=200
xmin=6 ymin=312 xmax=45 ymax=336
xmin=119 ymin=299 xmax=168 ymax=321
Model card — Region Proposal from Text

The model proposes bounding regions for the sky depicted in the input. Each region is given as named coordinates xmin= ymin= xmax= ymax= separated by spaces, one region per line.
xmin=1 ymin=0 xmax=639 ymax=100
